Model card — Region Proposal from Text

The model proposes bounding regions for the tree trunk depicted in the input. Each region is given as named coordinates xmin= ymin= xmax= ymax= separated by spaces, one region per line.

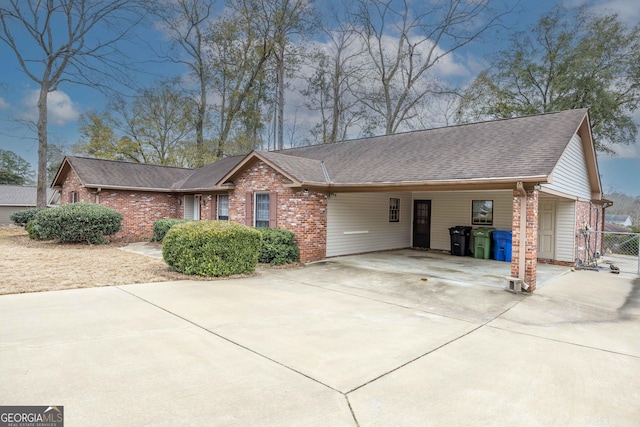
xmin=36 ymin=86 xmax=49 ymax=208
xmin=277 ymin=48 xmax=285 ymax=151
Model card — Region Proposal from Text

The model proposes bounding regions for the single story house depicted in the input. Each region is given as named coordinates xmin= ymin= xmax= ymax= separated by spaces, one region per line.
xmin=51 ymin=109 xmax=607 ymax=292
xmin=0 ymin=185 xmax=58 ymax=224
xmin=605 ymin=214 xmax=633 ymax=228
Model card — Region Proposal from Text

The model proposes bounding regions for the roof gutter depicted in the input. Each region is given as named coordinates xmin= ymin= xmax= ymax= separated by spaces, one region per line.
xmin=516 ymin=182 xmax=530 ymax=291
xmin=287 ymin=176 xmax=548 ymax=190
xmin=82 ymin=184 xmax=178 ymax=193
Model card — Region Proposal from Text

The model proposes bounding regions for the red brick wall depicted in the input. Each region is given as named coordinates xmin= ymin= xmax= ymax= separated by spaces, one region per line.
xmin=229 ymin=159 xmax=328 ymax=262
xmin=60 ymin=169 xmax=92 ymax=204
xmin=511 ymin=189 xmax=539 ymax=291
xmin=98 ymin=191 xmax=181 ymax=239
xmin=60 ymin=168 xmax=182 ymax=240
xmin=61 ymin=160 xmax=329 ymax=261
xmin=574 ymin=200 xmax=605 ymax=263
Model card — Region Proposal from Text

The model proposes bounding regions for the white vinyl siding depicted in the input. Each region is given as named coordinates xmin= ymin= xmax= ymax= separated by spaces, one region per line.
xmin=413 ymin=191 xmax=513 ymax=252
xmin=0 ymin=206 xmax=29 ymax=225
xmin=542 ymin=134 xmax=592 ymax=199
xmin=556 ymin=199 xmax=576 ymax=262
xmin=327 ymin=192 xmax=411 ymax=257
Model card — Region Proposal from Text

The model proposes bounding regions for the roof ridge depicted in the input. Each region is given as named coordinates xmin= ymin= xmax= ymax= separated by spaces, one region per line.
xmin=67 ymin=155 xmax=194 ymax=171
xmin=276 ymin=108 xmax=588 ymax=154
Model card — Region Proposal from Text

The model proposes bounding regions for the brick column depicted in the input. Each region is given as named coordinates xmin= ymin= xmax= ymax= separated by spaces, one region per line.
xmin=511 ymin=189 xmax=539 ymax=291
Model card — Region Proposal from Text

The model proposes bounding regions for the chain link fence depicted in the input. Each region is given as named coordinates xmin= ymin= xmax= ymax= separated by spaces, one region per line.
xmin=577 ymin=230 xmax=640 ymax=274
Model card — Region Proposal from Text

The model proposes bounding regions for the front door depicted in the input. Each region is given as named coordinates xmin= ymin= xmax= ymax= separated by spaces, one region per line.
xmin=538 ymin=200 xmax=555 ymax=259
xmin=413 ymin=200 xmax=431 ymax=248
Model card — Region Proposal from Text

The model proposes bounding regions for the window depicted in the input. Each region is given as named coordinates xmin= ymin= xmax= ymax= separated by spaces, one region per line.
xmin=389 ymin=198 xmax=400 ymax=222
xmin=217 ymin=195 xmax=229 ymax=220
xmin=255 ymin=193 xmax=270 ymax=228
xmin=472 ymin=200 xmax=493 ymax=225
xmin=71 ymin=191 xmax=78 ymax=203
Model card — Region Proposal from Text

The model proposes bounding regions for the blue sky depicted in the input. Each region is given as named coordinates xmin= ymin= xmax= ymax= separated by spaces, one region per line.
xmin=0 ymin=0 xmax=639 ymax=196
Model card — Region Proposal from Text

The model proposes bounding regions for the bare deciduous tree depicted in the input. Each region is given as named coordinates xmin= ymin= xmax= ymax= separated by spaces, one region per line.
xmin=303 ymin=17 xmax=370 ymax=143
xmin=353 ymin=0 xmax=507 ymax=135
xmin=207 ymin=2 xmax=275 ymax=158
xmin=0 ymin=0 xmax=144 ymax=207
xmin=150 ymin=0 xmax=214 ymax=166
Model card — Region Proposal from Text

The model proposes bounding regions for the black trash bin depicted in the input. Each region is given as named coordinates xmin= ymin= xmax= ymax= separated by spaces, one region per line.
xmin=449 ymin=226 xmax=472 ymax=256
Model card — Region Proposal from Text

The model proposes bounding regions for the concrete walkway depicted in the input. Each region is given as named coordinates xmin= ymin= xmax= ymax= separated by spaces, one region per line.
xmin=0 ymin=262 xmax=638 ymax=425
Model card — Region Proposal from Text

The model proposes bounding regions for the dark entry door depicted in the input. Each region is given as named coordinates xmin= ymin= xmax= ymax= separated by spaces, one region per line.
xmin=413 ymin=200 xmax=431 ymax=248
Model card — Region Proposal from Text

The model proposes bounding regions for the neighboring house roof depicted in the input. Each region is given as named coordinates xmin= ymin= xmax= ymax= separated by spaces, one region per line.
xmin=52 ymin=156 xmax=194 ymax=192
xmin=51 ymin=109 xmax=601 ymax=197
xmin=604 ymin=223 xmax=631 ymax=232
xmin=0 ymin=185 xmax=55 ymax=206
xmin=605 ymin=214 xmax=633 ymax=225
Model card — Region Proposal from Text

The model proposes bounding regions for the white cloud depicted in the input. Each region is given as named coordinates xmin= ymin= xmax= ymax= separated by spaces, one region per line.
xmin=22 ymin=89 xmax=81 ymax=126
xmin=564 ymin=0 xmax=640 ymax=25
xmin=0 ymin=97 xmax=8 ymax=110
xmin=606 ymin=143 xmax=640 ymax=159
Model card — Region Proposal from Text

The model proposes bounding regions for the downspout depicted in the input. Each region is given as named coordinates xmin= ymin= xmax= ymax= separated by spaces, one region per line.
xmin=516 ymin=182 xmax=529 ymax=290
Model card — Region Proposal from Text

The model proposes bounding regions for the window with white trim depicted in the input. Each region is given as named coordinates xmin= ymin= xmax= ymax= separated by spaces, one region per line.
xmin=255 ymin=193 xmax=270 ymax=228
xmin=217 ymin=195 xmax=229 ymax=220
xmin=472 ymin=200 xmax=494 ymax=225
xmin=71 ymin=191 xmax=78 ymax=203
xmin=389 ymin=198 xmax=400 ymax=222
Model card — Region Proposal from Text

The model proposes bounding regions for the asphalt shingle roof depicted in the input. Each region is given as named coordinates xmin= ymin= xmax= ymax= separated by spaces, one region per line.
xmin=64 ymin=156 xmax=194 ymax=190
xmin=277 ymin=109 xmax=589 ymax=184
xmin=54 ymin=109 xmax=590 ymax=191
xmin=177 ymin=156 xmax=244 ymax=190
xmin=0 ymin=185 xmax=54 ymax=206
xmin=258 ymin=152 xmax=328 ymax=183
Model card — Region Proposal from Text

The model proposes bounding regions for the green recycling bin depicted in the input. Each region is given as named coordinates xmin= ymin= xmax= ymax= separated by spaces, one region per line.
xmin=472 ymin=227 xmax=495 ymax=259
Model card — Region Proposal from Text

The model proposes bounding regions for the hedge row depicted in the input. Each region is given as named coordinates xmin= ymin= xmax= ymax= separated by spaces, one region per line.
xmin=13 ymin=203 xmax=122 ymax=244
xmin=10 ymin=208 xmax=43 ymax=227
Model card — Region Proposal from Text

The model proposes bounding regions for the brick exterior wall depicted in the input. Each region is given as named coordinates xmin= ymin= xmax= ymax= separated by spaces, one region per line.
xmin=60 ymin=169 xmax=92 ymax=204
xmin=574 ymin=200 xmax=605 ymax=263
xmin=511 ymin=189 xmax=539 ymax=291
xmin=97 ymin=191 xmax=181 ymax=239
xmin=60 ymin=168 xmax=182 ymax=240
xmin=61 ymin=162 xmax=328 ymax=260
xmin=229 ymin=159 xmax=328 ymax=263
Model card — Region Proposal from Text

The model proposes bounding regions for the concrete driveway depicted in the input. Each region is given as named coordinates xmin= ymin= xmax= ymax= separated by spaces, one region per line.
xmin=0 ymin=258 xmax=638 ymax=426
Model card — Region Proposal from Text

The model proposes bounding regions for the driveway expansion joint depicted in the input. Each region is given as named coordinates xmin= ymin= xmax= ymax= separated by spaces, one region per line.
xmin=115 ymin=286 xmax=344 ymax=394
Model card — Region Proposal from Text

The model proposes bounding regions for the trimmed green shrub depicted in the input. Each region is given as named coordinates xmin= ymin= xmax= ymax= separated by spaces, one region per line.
xmin=152 ymin=219 xmax=189 ymax=242
xmin=162 ymin=220 xmax=261 ymax=277
xmin=34 ymin=203 xmax=122 ymax=244
xmin=258 ymin=227 xmax=300 ymax=265
xmin=25 ymin=219 xmax=46 ymax=240
xmin=10 ymin=208 xmax=43 ymax=227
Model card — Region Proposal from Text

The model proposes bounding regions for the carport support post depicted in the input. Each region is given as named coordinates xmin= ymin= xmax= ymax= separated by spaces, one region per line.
xmin=511 ymin=185 xmax=539 ymax=292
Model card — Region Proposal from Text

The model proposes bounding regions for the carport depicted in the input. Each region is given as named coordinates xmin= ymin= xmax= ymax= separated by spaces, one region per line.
xmin=323 ymin=249 xmax=570 ymax=290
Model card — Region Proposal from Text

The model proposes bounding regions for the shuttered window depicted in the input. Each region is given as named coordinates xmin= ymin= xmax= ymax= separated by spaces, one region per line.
xmin=255 ymin=193 xmax=270 ymax=228
xmin=217 ymin=195 xmax=229 ymax=220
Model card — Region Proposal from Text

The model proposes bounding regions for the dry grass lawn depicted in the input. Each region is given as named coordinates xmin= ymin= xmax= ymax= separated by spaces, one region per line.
xmin=0 ymin=225 xmax=200 ymax=295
